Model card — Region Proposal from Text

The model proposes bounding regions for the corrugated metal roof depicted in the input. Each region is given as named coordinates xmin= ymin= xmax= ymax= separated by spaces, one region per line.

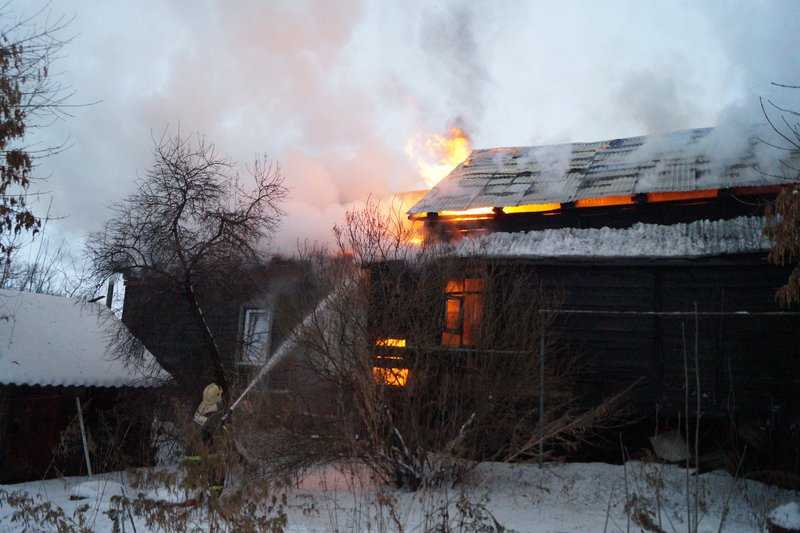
xmin=0 ymin=289 xmax=167 ymax=388
xmin=409 ymin=127 xmax=800 ymax=214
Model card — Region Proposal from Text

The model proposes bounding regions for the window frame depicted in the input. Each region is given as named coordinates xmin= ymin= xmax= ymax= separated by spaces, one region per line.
xmin=441 ymin=277 xmax=484 ymax=348
xmin=239 ymin=305 xmax=273 ymax=365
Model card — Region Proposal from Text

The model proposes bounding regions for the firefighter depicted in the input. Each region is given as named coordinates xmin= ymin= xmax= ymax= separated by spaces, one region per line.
xmin=193 ymin=383 xmax=227 ymax=445
xmin=189 ymin=383 xmax=229 ymax=496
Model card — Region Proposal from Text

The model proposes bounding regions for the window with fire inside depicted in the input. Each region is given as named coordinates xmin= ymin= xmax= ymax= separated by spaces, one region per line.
xmin=372 ymin=276 xmax=485 ymax=389
xmin=441 ymin=277 xmax=484 ymax=348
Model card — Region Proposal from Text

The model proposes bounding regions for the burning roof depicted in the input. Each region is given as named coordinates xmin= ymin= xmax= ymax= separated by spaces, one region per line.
xmin=408 ymin=127 xmax=800 ymax=215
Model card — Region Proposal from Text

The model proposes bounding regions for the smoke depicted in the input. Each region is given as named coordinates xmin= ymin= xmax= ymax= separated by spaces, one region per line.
xmin=609 ymin=1 xmax=800 ymax=187
xmin=614 ymin=68 xmax=704 ymax=135
xmin=11 ymin=1 xmax=387 ymax=254
xmin=419 ymin=2 xmax=491 ymax=133
xmin=14 ymin=0 xmax=800 ymax=258
xmin=20 ymin=0 xmax=506 ymax=256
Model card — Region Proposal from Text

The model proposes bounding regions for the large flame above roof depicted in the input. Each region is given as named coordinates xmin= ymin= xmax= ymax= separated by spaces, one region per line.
xmin=405 ymin=126 xmax=471 ymax=187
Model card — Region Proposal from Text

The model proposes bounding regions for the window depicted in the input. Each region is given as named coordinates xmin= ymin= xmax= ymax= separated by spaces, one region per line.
xmin=241 ymin=307 xmax=272 ymax=363
xmin=372 ymin=366 xmax=409 ymax=387
xmin=441 ymin=278 xmax=484 ymax=347
xmin=372 ymin=338 xmax=409 ymax=387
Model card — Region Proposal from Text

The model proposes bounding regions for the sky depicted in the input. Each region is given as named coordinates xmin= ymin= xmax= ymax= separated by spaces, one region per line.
xmin=12 ymin=0 xmax=800 ymax=256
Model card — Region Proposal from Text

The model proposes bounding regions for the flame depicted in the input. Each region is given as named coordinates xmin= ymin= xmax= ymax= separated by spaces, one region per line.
xmin=439 ymin=207 xmax=494 ymax=217
xmin=376 ymin=338 xmax=407 ymax=347
xmin=503 ymin=203 xmax=561 ymax=214
xmin=372 ymin=367 xmax=409 ymax=387
xmin=382 ymin=190 xmax=428 ymax=246
xmin=406 ymin=127 xmax=472 ymax=187
xmin=646 ymin=190 xmax=718 ymax=202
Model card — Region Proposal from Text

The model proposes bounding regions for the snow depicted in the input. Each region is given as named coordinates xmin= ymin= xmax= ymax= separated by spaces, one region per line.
xmin=68 ymin=480 xmax=126 ymax=501
xmin=453 ymin=216 xmax=770 ymax=258
xmin=0 ymin=288 xmax=168 ymax=388
xmin=2 ymin=461 xmax=797 ymax=532
xmin=770 ymin=502 xmax=800 ymax=529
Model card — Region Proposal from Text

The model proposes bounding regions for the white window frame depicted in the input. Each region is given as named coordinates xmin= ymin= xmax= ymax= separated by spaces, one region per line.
xmin=240 ymin=306 xmax=273 ymax=365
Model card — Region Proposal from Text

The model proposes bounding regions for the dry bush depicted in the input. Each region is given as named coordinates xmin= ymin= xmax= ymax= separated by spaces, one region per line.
xmin=95 ymin=398 xmax=290 ymax=532
xmin=761 ymin=82 xmax=800 ymax=307
xmin=49 ymin=391 xmax=159 ymax=479
xmin=255 ymin=199 xmax=631 ymax=490
xmin=105 ymin=466 xmax=288 ymax=533
xmin=0 ymin=489 xmax=93 ymax=533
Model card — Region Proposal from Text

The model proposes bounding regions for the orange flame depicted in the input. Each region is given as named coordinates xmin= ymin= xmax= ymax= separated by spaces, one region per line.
xmin=372 ymin=367 xmax=409 ymax=387
xmin=406 ymin=127 xmax=471 ymax=187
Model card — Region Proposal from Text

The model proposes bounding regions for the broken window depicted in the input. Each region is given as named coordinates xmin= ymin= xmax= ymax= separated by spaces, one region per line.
xmin=241 ymin=307 xmax=272 ymax=363
xmin=441 ymin=277 xmax=484 ymax=347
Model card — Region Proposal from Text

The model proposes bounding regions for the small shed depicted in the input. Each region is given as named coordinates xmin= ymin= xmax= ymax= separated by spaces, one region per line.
xmin=0 ymin=289 xmax=168 ymax=483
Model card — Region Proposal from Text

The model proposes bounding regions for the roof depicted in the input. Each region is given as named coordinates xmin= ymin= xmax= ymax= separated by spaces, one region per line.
xmin=0 ymin=289 xmax=167 ymax=388
xmin=452 ymin=216 xmax=770 ymax=259
xmin=409 ymin=127 xmax=800 ymax=214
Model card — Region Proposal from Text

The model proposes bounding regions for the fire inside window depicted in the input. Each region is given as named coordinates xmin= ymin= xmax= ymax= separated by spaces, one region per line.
xmin=373 ymin=338 xmax=408 ymax=387
xmin=376 ymin=338 xmax=406 ymax=347
xmin=441 ymin=278 xmax=484 ymax=347
xmin=372 ymin=366 xmax=409 ymax=387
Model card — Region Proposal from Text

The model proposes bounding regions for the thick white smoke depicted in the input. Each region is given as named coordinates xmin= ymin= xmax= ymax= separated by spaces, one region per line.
xmin=13 ymin=0 xmax=800 ymax=257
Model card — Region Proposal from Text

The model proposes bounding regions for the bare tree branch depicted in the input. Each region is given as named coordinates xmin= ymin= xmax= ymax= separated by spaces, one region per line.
xmin=87 ymin=131 xmax=287 ymax=395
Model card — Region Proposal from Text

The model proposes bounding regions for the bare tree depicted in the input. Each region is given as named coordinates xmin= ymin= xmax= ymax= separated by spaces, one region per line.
xmin=1 ymin=237 xmax=72 ymax=294
xmin=761 ymin=83 xmax=800 ymax=306
xmin=87 ymin=131 xmax=287 ymax=393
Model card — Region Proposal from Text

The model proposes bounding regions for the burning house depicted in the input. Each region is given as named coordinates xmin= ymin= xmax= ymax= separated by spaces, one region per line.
xmin=369 ymin=127 xmax=800 ymax=456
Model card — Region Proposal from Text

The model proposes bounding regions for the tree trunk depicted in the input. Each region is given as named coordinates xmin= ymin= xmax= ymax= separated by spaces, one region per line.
xmin=184 ymin=280 xmax=228 ymax=395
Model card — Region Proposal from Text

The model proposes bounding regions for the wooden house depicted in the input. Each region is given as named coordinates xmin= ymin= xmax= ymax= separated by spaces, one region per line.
xmin=369 ymin=127 xmax=800 ymax=437
xmin=121 ymin=257 xmax=321 ymax=397
xmin=0 ymin=289 xmax=167 ymax=483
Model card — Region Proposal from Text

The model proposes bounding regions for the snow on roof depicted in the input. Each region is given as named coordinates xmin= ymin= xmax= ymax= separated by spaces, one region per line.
xmin=769 ymin=502 xmax=800 ymax=530
xmin=409 ymin=126 xmax=800 ymax=214
xmin=452 ymin=216 xmax=770 ymax=259
xmin=0 ymin=289 xmax=167 ymax=388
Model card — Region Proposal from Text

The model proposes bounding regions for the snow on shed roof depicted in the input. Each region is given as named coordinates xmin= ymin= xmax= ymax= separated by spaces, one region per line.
xmin=0 ymin=289 xmax=167 ymax=388
xmin=452 ymin=216 xmax=770 ymax=259
xmin=409 ymin=127 xmax=800 ymax=214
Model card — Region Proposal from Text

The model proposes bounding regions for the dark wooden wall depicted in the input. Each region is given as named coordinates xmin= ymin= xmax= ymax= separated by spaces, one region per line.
xmin=367 ymin=255 xmax=800 ymax=423
xmin=122 ymin=258 xmax=316 ymax=395
xmin=498 ymin=255 xmax=799 ymax=420
xmin=0 ymin=386 xmax=154 ymax=483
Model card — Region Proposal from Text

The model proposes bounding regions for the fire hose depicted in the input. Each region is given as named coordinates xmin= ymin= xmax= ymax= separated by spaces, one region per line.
xmin=223 ymin=289 xmax=339 ymax=420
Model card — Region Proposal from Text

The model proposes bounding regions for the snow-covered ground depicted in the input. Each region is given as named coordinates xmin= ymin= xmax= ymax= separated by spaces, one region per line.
xmin=1 ymin=461 xmax=797 ymax=532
